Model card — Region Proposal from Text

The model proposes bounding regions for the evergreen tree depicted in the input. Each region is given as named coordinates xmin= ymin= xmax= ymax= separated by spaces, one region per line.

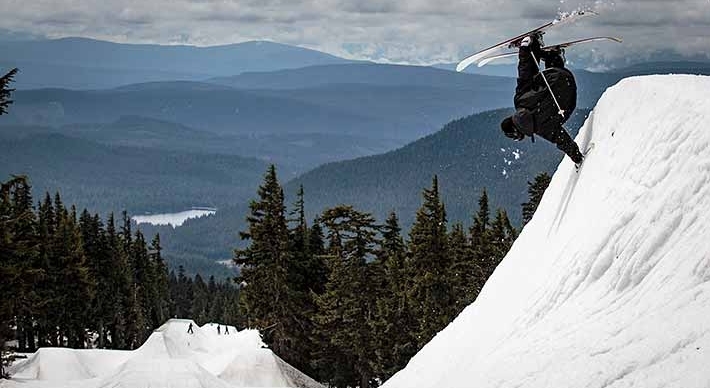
xmin=522 ymin=172 xmax=552 ymax=226
xmin=486 ymin=209 xmax=515 ymax=278
xmin=191 ymin=274 xmax=209 ymax=324
xmin=470 ymin=189 xmax=494 ymax=284
xmin=282 ymin=186 xmax=327 ymax=376
xmin=149 ymin=234 xmax=170 ymax=327
xmin=174 ymin=265 xmax=193 ymax=318
xmin=34 ymin=193 xmax=55 ymax=347
xmin=371 ymin=211 xmax=417 ymax=380
xmin=79 ymin=211 xmax=111 ymax=348
xmin=448 ymin=222 xmax=481 ymax=310
xmin=53 ymin=204 xmax=92 ymax=348
xmin=0 ymin=68 xmax=18 ymax=116
xmin=312 ymin=205 xmax=379 ymax=388
xmin=130 ymin=230 xmax=153 ymax=344
xmin=0 ymin=176 xmax=39 ymax=374
xmin=106 ymin=213 xmax=131 ymax=349
xmin=234 ymin=165 xmax=301 ymax=363
xmin=407 ymin=176 xmax=453 ymax=348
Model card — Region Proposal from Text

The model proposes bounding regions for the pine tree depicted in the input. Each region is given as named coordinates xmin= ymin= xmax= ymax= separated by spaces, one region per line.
xmin=149 ymin=234 xmax=170 ymax=327
xmin=174 ymin=265 xmax=193 ymax=318
xmin=34 ymin=193 xmax=55 ymax=347
xmin=79 ymin=211 xmax=109 ymax=348
xmin=282 ymin=186 xmax=326 ymax=376
xmin=0 ymin=176 xmax=39 ymax=374
xmin=53 ymin=204 xmax=92 ymax=348
xmin=470 ymin=189 xmax=494 ymax=285
xmin=312 ymin=205 xmax=379 ymax=388
xmin=191 ymin=274 xmax=209 ymax=324
xmin=448 ymin=222 xmax=481 ymax=310
xmin=407 ymin=176 xmax=453 ymax=348
xmin=106 ymin=213 xmax=131 ymax=349
xmin=130 ymin=230 xmax=153 ymax=344
xmin=522 ymin=172 xmax=552 ymax=226
xmin=486 ymin=209 xmax=513 ymax=278
xmin=234 ymin=165 xmax=299 ymax=361
xmin=371 ymin=212 xmax=417 ymax=380
xmin=0 ymin=68 xmax=18 ymax=116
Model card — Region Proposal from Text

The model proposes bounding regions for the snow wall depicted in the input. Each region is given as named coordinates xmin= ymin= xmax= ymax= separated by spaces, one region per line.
xmin=383 ymin=75 xmax=710 ymax=388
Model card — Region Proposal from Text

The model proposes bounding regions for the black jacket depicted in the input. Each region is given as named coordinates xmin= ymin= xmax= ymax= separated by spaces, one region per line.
xmin=512 ymin=54 xmax=577 ymax=138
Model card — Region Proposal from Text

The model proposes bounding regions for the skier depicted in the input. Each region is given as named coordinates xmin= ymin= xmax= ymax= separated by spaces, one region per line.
xmin=217 ymin=325 xmax=221 ymax=335
xmin=500 ymin=34 xmax=584 ymax=165
xmin=224 ymin=326 xmax=230 ymax=334
xmin=187 ymin=322 xmax=194 ymax=334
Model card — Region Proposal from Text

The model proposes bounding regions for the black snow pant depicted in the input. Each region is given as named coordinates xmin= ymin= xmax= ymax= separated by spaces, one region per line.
xmin=515 ymin=46 xmax=583 ymax=163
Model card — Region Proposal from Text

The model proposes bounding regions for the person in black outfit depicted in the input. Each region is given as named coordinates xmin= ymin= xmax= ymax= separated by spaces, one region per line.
xmin=187 ymin=322 xmax=194 ymax=334
xmin=500 ymin=34 xmax=584 ymax=165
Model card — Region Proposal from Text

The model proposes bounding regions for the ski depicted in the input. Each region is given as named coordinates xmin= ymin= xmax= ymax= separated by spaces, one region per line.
xmin=476 ymin=36 xmax=623 ymax=67
xmin=456 ymin=10 xmax=597 ymax=72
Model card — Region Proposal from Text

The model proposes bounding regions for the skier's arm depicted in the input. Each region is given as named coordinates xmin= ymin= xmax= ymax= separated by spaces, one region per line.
xmin=512 ymin=108 xmax=535 ymax=137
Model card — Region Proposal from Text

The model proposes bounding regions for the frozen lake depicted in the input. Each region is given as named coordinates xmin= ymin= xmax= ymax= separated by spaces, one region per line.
xmin=132 ymin=208 xmax=216 ymax=227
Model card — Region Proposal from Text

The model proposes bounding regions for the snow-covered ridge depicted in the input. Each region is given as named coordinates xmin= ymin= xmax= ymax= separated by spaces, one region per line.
xmin=3 ymin=319 xmax=323 ymax=388
xmin=382 ymin=75 xmax=710 ymax=388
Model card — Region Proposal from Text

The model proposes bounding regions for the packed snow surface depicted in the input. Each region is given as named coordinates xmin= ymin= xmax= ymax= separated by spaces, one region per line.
xmin=383 ymin=75 xmax=710 ymax=388
xmin=2 ymin=319 xmax=323 ymax=388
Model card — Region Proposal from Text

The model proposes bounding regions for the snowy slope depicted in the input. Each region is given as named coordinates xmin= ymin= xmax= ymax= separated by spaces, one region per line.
xmin=2 ymin=319 xmax=323 ymax=388
xmin=382 ymin=75 xmax=710 ymax=388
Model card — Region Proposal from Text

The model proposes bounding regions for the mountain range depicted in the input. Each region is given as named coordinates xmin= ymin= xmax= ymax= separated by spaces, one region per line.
xmin=0 ymin=38 xmax=351 ymax=90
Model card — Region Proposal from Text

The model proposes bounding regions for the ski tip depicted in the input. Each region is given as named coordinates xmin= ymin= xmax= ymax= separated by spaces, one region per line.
xmin=456 ymin=59 xmax=474 ymax=72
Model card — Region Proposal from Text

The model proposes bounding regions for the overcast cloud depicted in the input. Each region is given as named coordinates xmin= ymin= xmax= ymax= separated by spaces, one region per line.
xmin=1 ymin=0 xmax=708 ymax=68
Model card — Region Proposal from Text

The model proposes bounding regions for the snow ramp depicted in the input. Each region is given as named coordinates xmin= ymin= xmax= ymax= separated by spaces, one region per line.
xmin=3 ymin=319 xmax=324 ymax=388
xmin=382 ymin=74 xmax=710 ymax=388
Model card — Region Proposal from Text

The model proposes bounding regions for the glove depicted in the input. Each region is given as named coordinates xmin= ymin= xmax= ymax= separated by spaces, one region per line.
xmin=519 ymin=34 xmax=543 ymax=57
xmin=520 ymin=36 xmax=532 ymax=47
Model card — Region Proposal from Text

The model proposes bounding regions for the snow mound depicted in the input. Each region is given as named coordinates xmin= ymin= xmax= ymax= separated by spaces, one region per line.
xmin=3 ymin=319 xmax=323 ymax=388
xmin=97 ymin=358 xmax=233 ymax=388
xmin=383 ymin=75 xmax=710 ymax=388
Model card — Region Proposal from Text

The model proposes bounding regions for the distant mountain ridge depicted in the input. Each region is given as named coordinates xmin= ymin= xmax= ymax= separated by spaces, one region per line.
xmin=210 ymin=63 xmax=510 ymax=89
xmin=0 ymin=37 xmax=353 ymax=89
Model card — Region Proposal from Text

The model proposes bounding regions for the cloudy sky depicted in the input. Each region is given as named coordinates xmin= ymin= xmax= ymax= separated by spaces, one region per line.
xmin=1 ymin=0 xmax=708 ymax=68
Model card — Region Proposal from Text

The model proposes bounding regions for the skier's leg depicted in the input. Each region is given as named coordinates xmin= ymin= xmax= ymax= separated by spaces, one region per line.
xmin=543 ymin=48 xmax=565 ymax=69
xmin=515 ymin=39 xmax=542 ymax=99
xmin=537 ymin=125 xmax=584 ymax=164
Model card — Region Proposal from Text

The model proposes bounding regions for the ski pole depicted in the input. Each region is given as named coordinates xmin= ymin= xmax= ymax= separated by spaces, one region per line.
xmin=529 ymin=50 xmax=565 ymax=118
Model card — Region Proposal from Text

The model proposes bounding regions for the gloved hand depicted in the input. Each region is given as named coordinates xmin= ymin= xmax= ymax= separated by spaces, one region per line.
xmin=520 ymin=36 xmax=533 ymax=47
xmin=519 ymin=34 xmax=543 ymax=57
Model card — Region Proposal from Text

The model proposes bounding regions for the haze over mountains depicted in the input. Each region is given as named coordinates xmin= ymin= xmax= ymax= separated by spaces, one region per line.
xmin=2 ymin=34 xmax=710 ymax=276
xmin=0 ymin=38 xmax=351 ymax=90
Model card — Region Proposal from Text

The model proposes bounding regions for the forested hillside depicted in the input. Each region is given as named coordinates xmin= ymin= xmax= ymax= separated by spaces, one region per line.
xmin=286 ymin=108 xmax=591 ymax=228
xmin=0 ymin=132 xmax=267 ymax=214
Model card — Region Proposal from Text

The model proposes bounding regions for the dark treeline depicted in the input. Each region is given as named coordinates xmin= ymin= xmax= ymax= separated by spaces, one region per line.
xmin=168 ymin=265 xmax=241 ymax=327
xmin=236 ymin=166 xmax=546 ymax=387
xmin=0 ymin=176 xmax=241 ymax=377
